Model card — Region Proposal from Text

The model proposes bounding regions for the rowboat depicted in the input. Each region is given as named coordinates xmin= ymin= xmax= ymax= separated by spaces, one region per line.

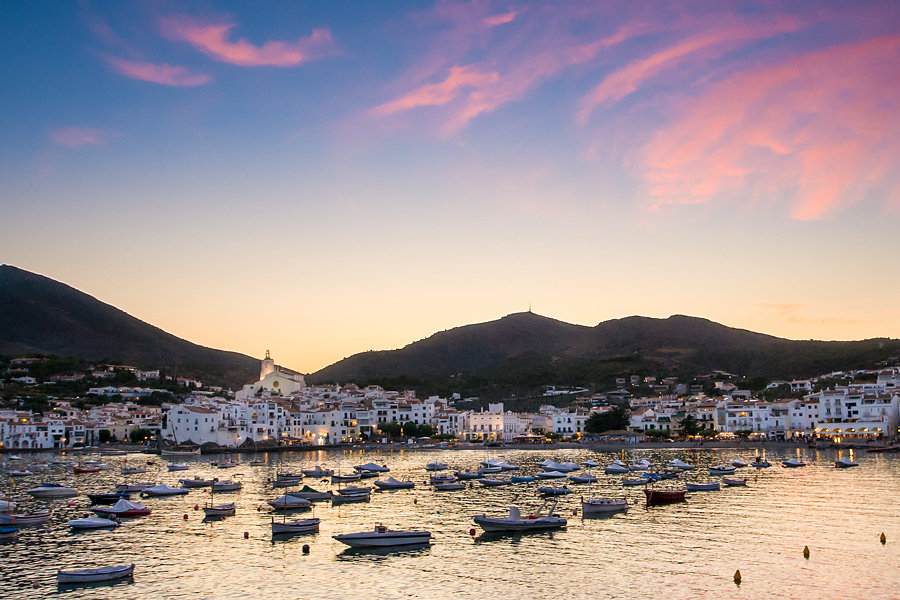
xmin=337 ymin=486 xmax=372 ymax=496
xmin=203 ymin=502 xmax=236 ymax=517
xmin=722 ymin=478 xmax=748 ymax=486
xmin=332 ymin=491 xmax=370 ymax=504
xmin=425 ymin=462 xmax=448 ymax=471
xmin=90 ymin=499 xmax=151 ymax=517
xmin=331 ymin=473 xmax=361 ymax=483
xmin=167 ymin=464 xmax=190 ymax=472
xmin=26 ymin=484 xmax=80 ymax=498
xmin=212 ymin=481 xmax=242 ymax=492
xmin=686 ymin=482 xmax=720 ymax=492
xmin=271 ymin=517 xmax=320 ymax=535
xmin=433 ymin=482 xmax=467 ymax=491
xmin=333 ymin=525 xmax=431 ymax=547
xmin=644 ymin=488 xmax=687 ymax=505
xmin=0 ymin=510 xmax=53 ymax=526
xmin=581 ymin=497 xmax=629 ymax=515
xmin=120 ymin=467 xmax=146 ymax=475
xmin=115 ymin=482 xmax=155 ymax=492
xmin=57 ymin=564 xmax=134 ymax=584
xmin=430 ymin=474 xmax=457 ymax=484
xmin=73 ymin=466 xmax=99 ymax=474
xmin=68 ymin=516 xmax=119 ymax=530
xmin=374 ymin=477 xmax=415 ymax=490
xmin=478 ymin=477 xmax=512 ymax=486
xmin=709 ymin=465 xmax=736 ymax=476
xmin=179 ymin=477 xmax=214 ymax=488
xmin=474 ymin=500 xmax=567 ymax=532
xmin=536 ymin=471 xmax=568 ymax=479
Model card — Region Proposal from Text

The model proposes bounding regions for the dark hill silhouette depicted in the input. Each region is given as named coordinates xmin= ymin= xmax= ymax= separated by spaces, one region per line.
xmin=0 ymin=265 xmax=257 ymax=387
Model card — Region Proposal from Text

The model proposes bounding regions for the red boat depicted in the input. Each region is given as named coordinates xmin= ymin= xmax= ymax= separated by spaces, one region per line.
xmin=74 ymin=466 xmax=100 ymax=474
xmin=644 ymin=488 xmax=686 ymax=506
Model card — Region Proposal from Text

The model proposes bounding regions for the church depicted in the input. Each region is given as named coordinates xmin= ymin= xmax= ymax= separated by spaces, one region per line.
xmin=235 ymin=351 xmax=306 ymax=401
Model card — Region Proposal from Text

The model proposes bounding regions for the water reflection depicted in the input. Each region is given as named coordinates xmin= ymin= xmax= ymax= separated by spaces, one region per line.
xmin=336 ymin=543 xmax=431 ymax=560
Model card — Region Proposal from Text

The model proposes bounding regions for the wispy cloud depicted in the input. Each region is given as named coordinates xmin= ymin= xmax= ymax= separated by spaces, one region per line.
xmin=483 ymin=9 xmax=522 ymax=27
xmin=49 ymin=127 xmax=110 ymax=148
xmin=373 ymin=66 xmax=499 ymax=115
xmin=756 ymin=302 xmax=880 ymax=326
xmin=160 ymin=16 xmax=335 ymax=67
xmin=105 ymin=56 xmax=212 ymax=86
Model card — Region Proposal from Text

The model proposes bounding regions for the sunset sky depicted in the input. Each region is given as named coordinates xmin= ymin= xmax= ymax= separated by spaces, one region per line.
xmin=2 ymin=1 xmax=899 ymax=372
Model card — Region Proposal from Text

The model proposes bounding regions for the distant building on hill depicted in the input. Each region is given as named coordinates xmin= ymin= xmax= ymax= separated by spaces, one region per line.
xmin=235 ymin=351 xmax=306 ymax=400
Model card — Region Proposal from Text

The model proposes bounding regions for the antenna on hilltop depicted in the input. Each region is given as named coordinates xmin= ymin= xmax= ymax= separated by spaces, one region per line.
xmin=528 ymin=302 xmax=532 ymax=313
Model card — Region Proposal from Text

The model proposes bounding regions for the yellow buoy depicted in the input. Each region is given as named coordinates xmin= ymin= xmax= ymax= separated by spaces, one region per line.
xmin=881 ymin=532 xmax=887 ymax=545
xmin=733 ymin=570 xmax=742 ymax=584
xmin=803 ymin=545 xmax=810 ymax=559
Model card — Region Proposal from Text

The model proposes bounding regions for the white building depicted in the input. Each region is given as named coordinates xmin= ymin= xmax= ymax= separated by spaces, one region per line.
xmin=235 ymin=351 xmax=306 ymax=401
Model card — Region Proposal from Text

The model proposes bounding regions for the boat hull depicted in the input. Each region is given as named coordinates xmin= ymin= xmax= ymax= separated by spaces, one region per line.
xmin=644 ymin=489 xmax=687 ymax=506
xmin=272 ymin=518 xmax=320 ymax=535
xmin=333 ymin=531 xmax=431 ymax=547
xmin=57 ymin=564 xmax=134 ymax=584
xmin=473 ymin=516 xmax=567 ymax=532
xmin=581 ymin=500 xmax=628 ymax=515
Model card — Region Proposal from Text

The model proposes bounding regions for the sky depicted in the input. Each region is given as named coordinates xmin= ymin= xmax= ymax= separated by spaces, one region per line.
xmin=1 ymin=1 xmax=899 ymax=373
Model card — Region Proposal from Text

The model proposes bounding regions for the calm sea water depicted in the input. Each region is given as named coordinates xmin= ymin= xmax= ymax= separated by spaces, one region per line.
xmin=2 ymin=447 xmax=898 ymax=599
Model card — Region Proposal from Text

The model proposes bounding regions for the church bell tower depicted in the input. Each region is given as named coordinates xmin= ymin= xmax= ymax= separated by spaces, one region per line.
xmin=260 ymin=350 xmax=276 ymax=381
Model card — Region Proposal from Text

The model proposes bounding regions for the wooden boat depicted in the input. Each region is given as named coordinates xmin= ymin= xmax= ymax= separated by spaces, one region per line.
xmin=433 ymin=482 xmax=467 ymax=491
xmin=478 ymin=477 xmax=512 ymax=487
xmin=203 ymin=502 xmax=236 ymax=517
xmin=331 ymin=473 xmax=361 ymax=483
xmin=709 ymin=465 xmax=736 ymax=476
xmin=333 ymin=525 xmax=431 ymax=547
xmin=179 ymin=477 xmax=214 ymax=488
xmin=722 ymin=478 xmax=748 ymax=487
xmin=686 ymin=482 xmax=720 ymax=492
xmin=120 ymin=467 xmax=146 ymax=475
xmin=271 ymin=517 xmax=320 ymax=535
xmin=337 ymin=486 xmax=372 ymax=496
xmin=212 ymin=480 xmax=242 ymax=492
xmin=268 ymin=495 xmax=312 ymax=510
xmin=57 ymin=564 xmax=134 ymax=584
xmin=332 ymin=491 xmax=370 ymax=504
xmin=301 ymin=466 xmax=333 ymax=478
xmin=73 ymin=466 xmax=99 ymax=474
xmin=429 ymin=474 xmax=457 ymax=484
xmin=0 ymin=510 xmax=53 ymax=526
xmin=644 ymin=488 xmax=687 ymax=506
xmin=581 ymin=497 xmax=629 ymax=515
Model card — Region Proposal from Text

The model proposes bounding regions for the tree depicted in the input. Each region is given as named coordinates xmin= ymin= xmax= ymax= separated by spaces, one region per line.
xmin=378 ymin=421 xmax=402 ymax=438
xmin=417 ymin=424 xmax=434 ymax=438
xmin=130 ymin=428 xmax=153 ymax=443
xmin=679 ymin=415 xmax=701 ymax=437
xmin=585 ymin=406 xmax=630 ymax=434
xmin=402 ymin=421 xmax=418 ymax=437
xmin=98 ymin=429 xmax=113 ymax=443
xmin=645 ymin=428 xmax=668 ymax=439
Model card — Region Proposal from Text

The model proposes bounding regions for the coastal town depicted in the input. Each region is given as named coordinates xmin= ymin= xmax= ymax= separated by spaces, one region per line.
xmin=3 ymin=352 xmax=898 ymax=451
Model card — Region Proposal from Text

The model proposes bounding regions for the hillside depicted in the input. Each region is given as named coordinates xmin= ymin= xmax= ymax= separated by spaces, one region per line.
xmin=0 ymin=265 xmax=258 ymax=388
xmin=309 ymin=311 xmax=900 ymax=396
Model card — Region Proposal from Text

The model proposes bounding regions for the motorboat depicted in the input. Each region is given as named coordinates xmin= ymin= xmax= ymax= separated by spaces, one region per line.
xmin=7 ymin=469 xmax=32 ymax=477
xmin=473 ymin=500 xmax=566 ymax=532
xmin=212 ymin=480 xmax=242 ymax=492
xmin=374 ymin=477 xmax=415 ymax=490
xmin=478 ymin=477 xmax=512 ymax=486
xmin=179 ymin=477 xmax=214 ymax=488
xmin=203 ymin=502 xmax=236 ymax=517
xmin=91 ymin=499 xmax=150 ymax=517
xmin=337 ymin=486 xmax=372 ymax=496
xmin=722 ymin=478 xmax=748 ymax=486
xmin=249 ymin=459 xmax=266 ymax=466
xmin=751 ymin=458 xmax=771 ymax=468
xmin=482 ymin=459 xmax=519 ymax=471
xmin=430 ymin=474 xmax=457 ymax=484
xmin=301 ymin=466 xmax=333 ymax=478
xmin=268 ymin=495 xmax=312 ymax=510
xmin=542 ymin=461 xmax=578 ymax=473
xmin=835 ymin=457 xmax=859 ymax=468
xmin=732 ymin=458 xmax=748 ymax=468
xmin=271 ymin=517 xmax=320 ymax=535
xmin=217 ymin=461 xmax=236 ymax=469
xmin=0 ymin=500 xmax=16 ymax=512
xmin=581 ymin=497 xmax=628 ymax=515
xmin=287 ymin=486 xmax=332 ymax=501
xmin=709 ymin=465 xmax=736 ymax=476
xmin=425 ymin=462 xmax=448 ymax=471
xmin=167 ymin=464 xmax=190 ymax=472
xmin=120 ymin=466 xmax=146 ymax=475
xmin=536 ymin=471 xmax=568 ymax=479
xmin=667 ymin=459 xmax=696 ymax=471
xmin=477 ymin=466 xmax=503 ymax=474
xmin=0 ymin=510 xmax=53 ymax=526
xmin=630 ymin=459 xmax=654 ymax=471
xmin=332 ymin=491 xmax=370 ymax=504
xmin=433 ymin=482 xmax=467 ymax=491
xmin=538 ymin=486 xmax=572 ymax=496
xmin=510 ymin=475 xmax=536 ymax=483
xmin=68 ymin=516 xmax=119 ymax=530
xmin=782 ymin=458 xmax=806 ymax=468
xmin=583 ymin=459 xmax=600 ymax=468
xmin=87 ymin=492 xmax=131 ymax=505
xmin=357 ymin=470 xmax=380 ymax=479
xmin=26 ymin=483 xmax=79 ymax=498
xmin=331 ymin=473 xmax=362 ymax=483
xmin=333 ymin=525 xmax=432 ymax=547
xmin=454 ymin=471 xmax=481 ymax=480
xmin=569 ymin=472 xmax=598 ymax=484
xmin=605 ymin=461 xmax=630 ymax=474
xmin=273 ymin=476 xmax=304 ymax=488
xmin=57 ymin=564 xmax=134 ymax=585
xmin=686 ymin=482 xmax=720 ymax=492
xmin=72 ymin=466 xmax=98 ymax=474
xmin=644 ymin=488 xmax=687 ymax=505
xmin=115 ymin=482 xmax=155 ymax=492
xmin=160 ymin=446 xmax=201 ymax=456
xmin=141 ymin=484 xmax=189 ymax=497
xmin=354 ymin=462 xmax=390 ymax=473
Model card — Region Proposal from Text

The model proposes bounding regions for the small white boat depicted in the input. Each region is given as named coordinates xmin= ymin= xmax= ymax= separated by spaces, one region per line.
xmin=301 ymin=466 xmax=333 ymax=478
xmin=709 ymin=465 xmax=736 ymax=476
xmin=782 ymin=458 xmax=806 ymax=468
xmin=732 ymin=458 xmax=748 ymax=468
xmin=8 ymin=469 xmax=32 ymax=477
xmin=722 ymin=478 xmax=748 ymax=486
xmin=203 ymin=502 xmax=236 ymax=517
xmin=333 ymin=525 xmax=431 ymax=547
xmin=179 ymin=477 xmax=213 ymax=488
xmin=268 ymin=495 xmax=312 ymax=510
xmin=337 ymin=486 xmax=372 ymax=496
xmin=140 ymin=484 xmax=189 ymax=497
xmin=433 ymin=482 xmax=467 ymax=491
xmin=115 ymin=482 xmax=155 ymax=492
xmin=686 ymin=481 xmax=720 ymax=492
xmin=835 ymin=457 xmax=859 ymax=468
xmin=0 ymin=510 xmax=53 ymax=526
xmin=668 ymin=459 xmax=696 ymax=471
xmin=374 ymin=477 xmax=415 ymax=490
xmin=538 ymin=486 xmax=572 ymax=496
xmin=332 ymin=491 xmax=370 ymax=504
xmin=120 ymin=467 xmax=146 ymax=475
xmin=751 ymin=458 xmax=771 ymax=468
xmin=68 ymin=516 xmax=119 ymax=530
xmin=542 ymin=461 xmax=578 ymax=473
xmin=474 ymin=500 xmax=567 ymax=532
xmin=26 ymin=484 xmax=79 ymax=498
xmin=212 ymin=481 xmax=242 ymax=492
xmin=57 ymin=564 xmax=134 ymax=584
xmin=167 ymin=464 xmax=189 ymax=472
xmin=331 ymin=473 xmax=362 ymax=483
xmin=605 ymin=461 xmax=630 ymax=474
xmin=568 ymin=472 xmax=598 ymax=484
xmin=425 ymin=462 xmax=448 ymax=471
xmin=581 ymin=497 xmax=628 ymax=515
xmin=477 ymin=466 xmax=503 ymax=474
xmin=271 ymin=517 xmax=320 ymax=535
xmin=429 ymin=474 xmax=457 ymax=484
xmin=630 ymin=459 xmax=654 ymax=471
xmin=354 ymin=462 xmax=389 ymax=473
xmin=583 ymin=459 xmax=600 ymax=468
xmin=536 ymin=471 xmax=568 ymax=479
xmin=91 ymin=499 xmax=150 ymax=517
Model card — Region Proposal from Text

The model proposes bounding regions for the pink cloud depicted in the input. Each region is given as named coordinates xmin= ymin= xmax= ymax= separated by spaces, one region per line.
xmin=105 ymin=56 xmax=211 ymax=86
xmin=483 ymin=9 xmax=522 ymax=27
xmin=637 ymin=35 xmax=900 ymax=219
xmin=49 ymin=127 xmax=109 ymax=148
xmin=373 ymin=66 xmax=499 ymax=115
xmin=160 ymin=16 xmax=335 ymax=66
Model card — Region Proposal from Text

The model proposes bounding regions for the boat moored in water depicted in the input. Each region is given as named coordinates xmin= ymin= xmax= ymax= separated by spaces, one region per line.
xmin=57 ymin=564 xmax=134 ymax=585
xmin=333 ymin=525 xmax=431 ymax=547
xmin=644 ymin=488 xmax=687 ymax=506
xmin=272 ymin=517 xmax=320 ymax=535
xmin=473 ymin=500 xmax=567 ymax=532
xmin=581 ymin=497 xmax=629 ymax=515
xmin=26 ymin=484 xmax=79 ymax=498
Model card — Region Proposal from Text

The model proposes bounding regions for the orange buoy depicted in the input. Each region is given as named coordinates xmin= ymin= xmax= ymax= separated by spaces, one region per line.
xmin=733 ymin=570 xmax=741 ymax=584
xmin=194 ymin=504 xmax=199 ymax=511
xmin=469 ymin=528 xmax=476 ymax=536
